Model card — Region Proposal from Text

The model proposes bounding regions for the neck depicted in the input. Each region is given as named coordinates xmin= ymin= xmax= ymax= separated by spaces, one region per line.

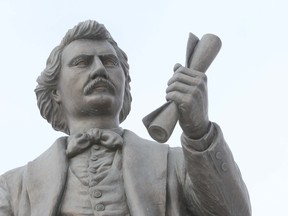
xmin=67 ymin=115 xmax=120 ymax=135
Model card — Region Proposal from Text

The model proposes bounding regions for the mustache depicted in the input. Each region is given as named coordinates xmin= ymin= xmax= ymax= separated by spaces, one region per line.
xmin=83 ymin=77 xmax=116 ymax=95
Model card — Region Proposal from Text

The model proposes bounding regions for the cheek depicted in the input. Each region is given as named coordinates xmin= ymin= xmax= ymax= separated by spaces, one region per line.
xmin=112 ymin=71 xmax=125 ymax=90
xmin=62 ymin=75 xmax=84 ymax=92
xmin=119 ymin=76 xmax=126 ymax=97
xmin=115 ymin=76 xmax=125 ymax=89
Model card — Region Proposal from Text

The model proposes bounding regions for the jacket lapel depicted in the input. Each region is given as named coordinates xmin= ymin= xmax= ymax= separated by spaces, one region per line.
xmin=25 ymin=137 xmax=69 ymax=216
xmin=122 ymin=130 xmax=169 ymax=216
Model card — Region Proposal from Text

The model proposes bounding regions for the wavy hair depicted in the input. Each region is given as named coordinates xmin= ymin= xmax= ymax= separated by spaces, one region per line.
xmin=35 ymin=20 xmax=132 ymax=134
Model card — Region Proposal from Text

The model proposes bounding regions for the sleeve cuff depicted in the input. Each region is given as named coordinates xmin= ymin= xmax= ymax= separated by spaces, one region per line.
xmin=181 ymin=122 xmax=216 ymax=151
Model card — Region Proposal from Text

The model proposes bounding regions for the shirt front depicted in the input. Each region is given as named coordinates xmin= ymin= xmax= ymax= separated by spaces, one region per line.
xmin=60 ymin=129 xmax=130 ymax=216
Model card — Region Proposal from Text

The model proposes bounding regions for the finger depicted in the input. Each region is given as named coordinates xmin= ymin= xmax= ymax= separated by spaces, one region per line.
xmin=166 ymin=81 xmax=195 ymax=94
xmin=173 ymin=65 xmax=207 ymax=79
xmin=175 ymin=67 xmax=206 ymax=78
xmin=166 ymin=91 xmax=191 ymax=105
xmin=167 ymin=72 xmax=203 ymax=86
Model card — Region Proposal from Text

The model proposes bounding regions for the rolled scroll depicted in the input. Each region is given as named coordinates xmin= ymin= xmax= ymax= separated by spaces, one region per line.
xmin=142 ymin=33 xmax=222 ymax=143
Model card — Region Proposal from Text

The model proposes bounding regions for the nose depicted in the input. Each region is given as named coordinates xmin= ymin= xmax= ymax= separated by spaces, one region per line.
xmin=90 ymin=57 xmax=108 ymax=79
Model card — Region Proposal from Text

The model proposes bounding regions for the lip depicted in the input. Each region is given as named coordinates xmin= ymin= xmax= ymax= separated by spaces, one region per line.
xmin=93 ymin=84 xmax=109 ymax=92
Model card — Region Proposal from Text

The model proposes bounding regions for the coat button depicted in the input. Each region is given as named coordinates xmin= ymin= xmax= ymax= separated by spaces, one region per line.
xmin=95 ymin=203 xmax=105 ymax=211
xmin=93 ymin=190 xmax=102 ymax=198
xmin=90 ymin=154 xmax=98 ymax=161
xmin=88 ymin=167 xmax=97 ymax=173
xmin=215 ymin=152 xmax=222 ymax=160
xmin=221 ymin=163 xmax=228 ymax=172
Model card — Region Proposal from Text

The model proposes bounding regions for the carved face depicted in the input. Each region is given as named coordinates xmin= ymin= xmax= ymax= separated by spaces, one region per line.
xmin=54 ymin=39 xmax=125 ymax=124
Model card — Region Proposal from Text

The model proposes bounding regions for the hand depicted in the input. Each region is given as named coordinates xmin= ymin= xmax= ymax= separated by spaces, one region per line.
xmin=166 ymin=63 xmax=210 ymax=139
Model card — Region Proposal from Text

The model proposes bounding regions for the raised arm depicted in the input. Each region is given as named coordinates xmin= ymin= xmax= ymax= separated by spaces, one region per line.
xmin=166 ymin=64 xmax=251 ymax=215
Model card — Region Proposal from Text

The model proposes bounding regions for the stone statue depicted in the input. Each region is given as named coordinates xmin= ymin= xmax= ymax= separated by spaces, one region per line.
xmin=0 ymin=20 xmax=251 ymax=215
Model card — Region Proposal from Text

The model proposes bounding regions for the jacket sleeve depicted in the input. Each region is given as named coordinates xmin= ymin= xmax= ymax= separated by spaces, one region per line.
xmin=179 ymin=122 xmax=251 ymax=216
xmin=0 ymin=175 xmax=13 ymax=216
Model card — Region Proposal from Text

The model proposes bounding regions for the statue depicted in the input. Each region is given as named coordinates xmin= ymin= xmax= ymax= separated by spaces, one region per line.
xmin=0 ymin=20 xmax=251 ymax=215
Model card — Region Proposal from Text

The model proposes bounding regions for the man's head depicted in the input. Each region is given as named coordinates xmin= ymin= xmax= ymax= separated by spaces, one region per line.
xmin=35 ymin=20 xmax=132 ymax=134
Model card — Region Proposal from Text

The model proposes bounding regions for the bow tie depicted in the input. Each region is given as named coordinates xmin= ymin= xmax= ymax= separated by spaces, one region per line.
xmin=66 ymin=128 xmax=124 ymax=158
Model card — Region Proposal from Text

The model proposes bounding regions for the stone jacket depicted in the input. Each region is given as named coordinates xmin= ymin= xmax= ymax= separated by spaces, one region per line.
xmin=0 ymin=123 xmax=251 ymax=216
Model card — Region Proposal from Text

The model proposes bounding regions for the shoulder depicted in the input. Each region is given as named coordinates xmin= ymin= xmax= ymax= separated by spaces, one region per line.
xmin=0 ymin=136 xmax=67 ymax=189
xmin=0 ymin=165 xmax=26 ymax=209
xmin=1 ymin=165 xmax=26 ymax=186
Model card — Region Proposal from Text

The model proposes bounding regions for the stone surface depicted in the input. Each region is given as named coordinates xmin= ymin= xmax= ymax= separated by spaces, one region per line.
xmin=0 ymin=20 xmax=251 ymax=215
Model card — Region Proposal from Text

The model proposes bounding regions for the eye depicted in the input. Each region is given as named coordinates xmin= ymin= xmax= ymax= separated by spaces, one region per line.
xmin=75 ymin=60 xmax=88 ymax=66
xmin=70 ymin=56 xmax=91 ymax=67
xmin=101 ymin=55 xmax=119 ymax=67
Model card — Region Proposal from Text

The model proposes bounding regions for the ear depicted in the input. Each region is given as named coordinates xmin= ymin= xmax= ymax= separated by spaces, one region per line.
xmin=51 ymin=89 xmax=61 ymax=103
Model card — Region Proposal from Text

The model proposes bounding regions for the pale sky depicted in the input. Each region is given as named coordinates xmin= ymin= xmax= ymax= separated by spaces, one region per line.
xmin=0 ymin=0 xmax=287 ymax=215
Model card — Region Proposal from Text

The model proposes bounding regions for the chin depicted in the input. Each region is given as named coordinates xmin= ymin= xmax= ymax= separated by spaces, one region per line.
xmin=87 ymin=94 xmax=113 ymax=105
xmin=86 ymin=98 xmax=115 ymax=113
xmin=83 ymin=93 xmax=122 ymax=115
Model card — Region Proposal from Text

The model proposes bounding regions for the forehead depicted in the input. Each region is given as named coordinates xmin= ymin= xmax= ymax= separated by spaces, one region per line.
xmin=62 ymin=39 xmax=117 ymax=62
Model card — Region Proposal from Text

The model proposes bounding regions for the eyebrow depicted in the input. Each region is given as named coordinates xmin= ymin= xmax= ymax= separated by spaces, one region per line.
xmin=67 ymin=53 xmax=119 ymax=65
xmin=100 ymin=54 xmax=119 ymax=60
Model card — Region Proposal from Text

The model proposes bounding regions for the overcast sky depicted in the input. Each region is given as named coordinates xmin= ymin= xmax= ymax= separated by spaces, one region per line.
xmin=0 ymin=0 xmax=287 ymax=215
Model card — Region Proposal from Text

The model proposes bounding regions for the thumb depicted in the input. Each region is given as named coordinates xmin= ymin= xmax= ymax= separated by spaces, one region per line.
xmin=173 ymin=63 xmax=182 ymax=72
